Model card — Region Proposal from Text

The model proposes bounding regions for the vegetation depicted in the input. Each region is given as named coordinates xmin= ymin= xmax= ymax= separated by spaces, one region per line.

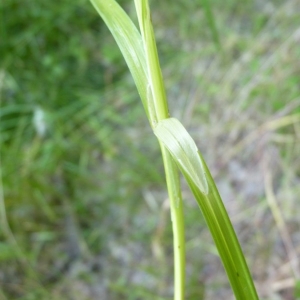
xmin=90 ymin=0 xmax=259 ymax=298
xmin=1 ymin=0 xmax=300 ymax=299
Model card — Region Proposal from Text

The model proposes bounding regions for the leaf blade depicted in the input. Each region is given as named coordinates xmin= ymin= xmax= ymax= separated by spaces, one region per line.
xmin=90 ymin=0 xmax=149 ymax=117
xmin=154 ymin=118 xmax=258 ymax=300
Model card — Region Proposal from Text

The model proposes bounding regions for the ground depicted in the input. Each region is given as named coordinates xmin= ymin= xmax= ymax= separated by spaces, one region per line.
xmin=1 ymin=0 xmax=300 ymax=299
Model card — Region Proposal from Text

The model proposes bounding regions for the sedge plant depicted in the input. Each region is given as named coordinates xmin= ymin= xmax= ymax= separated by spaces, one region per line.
xmin=90 ymin=0 xmax=259 ymax=299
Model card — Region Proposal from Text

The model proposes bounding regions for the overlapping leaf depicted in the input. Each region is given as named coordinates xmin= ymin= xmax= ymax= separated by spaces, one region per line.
xmin=154 ymin=118 xmax=208 ymax=195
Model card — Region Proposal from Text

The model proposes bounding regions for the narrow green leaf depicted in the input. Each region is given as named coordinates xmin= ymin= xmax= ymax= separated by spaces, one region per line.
xmin=89 ymin=0 xmax=149 ymax=117
xmin=154 ymin=118 xmax=258 ymax=300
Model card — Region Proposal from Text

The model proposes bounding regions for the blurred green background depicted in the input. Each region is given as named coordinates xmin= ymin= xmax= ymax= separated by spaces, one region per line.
xmin=1 ymin=0 xmax=300 ymax=299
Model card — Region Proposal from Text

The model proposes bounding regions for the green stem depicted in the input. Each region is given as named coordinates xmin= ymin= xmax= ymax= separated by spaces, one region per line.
xmin=161 ymin=146 xmax=185 ymax=300
xmin=134 ymin=1 xmax=186 ymax=298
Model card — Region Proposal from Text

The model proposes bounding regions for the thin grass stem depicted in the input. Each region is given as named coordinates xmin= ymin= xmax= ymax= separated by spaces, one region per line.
xmin=134 ymin=1 xmax=186 ymax=298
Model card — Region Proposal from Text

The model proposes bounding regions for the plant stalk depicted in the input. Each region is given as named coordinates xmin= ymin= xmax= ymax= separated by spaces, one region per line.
xmin=134 ymin=1 xmax=186 ymax=298
xmin=160 ymin=147 xmax=185 ymax=300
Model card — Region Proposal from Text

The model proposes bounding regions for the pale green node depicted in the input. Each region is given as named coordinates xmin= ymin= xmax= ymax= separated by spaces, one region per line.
xmin=154 ymin=118 xmax=208 ymax=195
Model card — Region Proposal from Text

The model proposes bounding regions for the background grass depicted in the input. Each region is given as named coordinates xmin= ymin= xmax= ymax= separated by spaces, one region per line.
xmin=1 ymin=0 xmax=300 ymax=299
